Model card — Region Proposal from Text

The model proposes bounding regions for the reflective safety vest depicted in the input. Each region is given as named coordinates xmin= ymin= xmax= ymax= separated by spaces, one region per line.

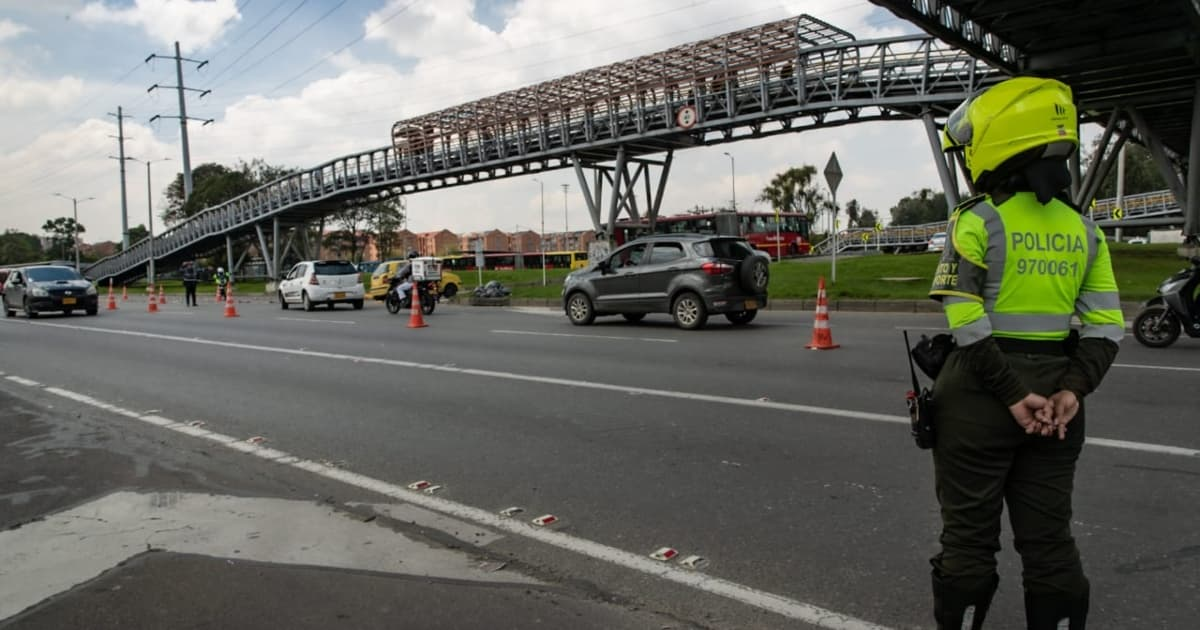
xmin=930 ymin=192 xmax=1124 ymax=345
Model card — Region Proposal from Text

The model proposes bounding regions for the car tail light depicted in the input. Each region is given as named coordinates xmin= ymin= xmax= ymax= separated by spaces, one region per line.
xmin=308 ymin=273 xmax=319 ymax=285
xmin=701 ymin=261 xmax=734 ymax=275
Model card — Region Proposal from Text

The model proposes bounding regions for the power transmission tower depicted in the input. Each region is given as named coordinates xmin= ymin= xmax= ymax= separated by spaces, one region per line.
xmin=108 ymin=106 xmax=132 ymax=249
xmin=146 ymin=41 xmax=213 ymax=202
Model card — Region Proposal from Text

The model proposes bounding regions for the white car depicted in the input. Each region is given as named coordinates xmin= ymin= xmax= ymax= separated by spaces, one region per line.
xmin=927 ymin=232 xmax=947 ymax=252
xmin=278 ymin=260 xmax=364 ymax=311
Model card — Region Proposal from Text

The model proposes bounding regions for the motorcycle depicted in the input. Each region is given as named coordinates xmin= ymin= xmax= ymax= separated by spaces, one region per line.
xmin=1132 ymin=256 xmax=1200 ymax=348
xmin=385 ymin=277 xmax=437 ymax=316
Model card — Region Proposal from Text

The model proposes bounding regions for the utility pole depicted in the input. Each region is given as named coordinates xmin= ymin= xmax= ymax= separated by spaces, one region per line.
xmin=108 ymin=106 xmax=132 ymax=250
xmin=147 ymin=41 xmax=212 ymax=201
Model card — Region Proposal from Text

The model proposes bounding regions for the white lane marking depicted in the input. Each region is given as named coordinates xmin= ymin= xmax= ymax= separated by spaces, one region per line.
xmin=24 ymin=382 xmax=890 ymax=630
xmin=276 ymin=317 xmax=357 ymax=325
xmin=492 ymin=329 xmax=677 ymax=343
xmin=1086 ymin=438 xmax=1200 ymax=457
xmin=6 ymin=319 xmax=1198 ymax=458
xmin=5 ymin=375 xmax=41 ymax=387
xmin=509 ymin=307 xmax=560 ymax=316
xmin=1114 ymin=363 xmax=1200 ymax=373
xmin=893 ymin=326 xmax=945 ymax=331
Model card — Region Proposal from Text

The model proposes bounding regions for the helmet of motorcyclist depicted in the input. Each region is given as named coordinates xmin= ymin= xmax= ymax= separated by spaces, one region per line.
xmin=217 ymin=267 xmax=224 ymax=273
xmin=407 ymin=250 xmax=420 ymax=259
xmin=941 ymin=77 xmax=1077 ymax=193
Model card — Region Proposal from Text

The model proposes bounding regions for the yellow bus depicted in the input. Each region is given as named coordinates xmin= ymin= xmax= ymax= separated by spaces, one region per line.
xmin=522 ymin=250 xmax=588 ymax=270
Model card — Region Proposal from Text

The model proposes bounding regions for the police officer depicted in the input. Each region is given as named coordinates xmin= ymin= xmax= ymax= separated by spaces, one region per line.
xmin=927 ymin=77 xmax=1124 ymax=629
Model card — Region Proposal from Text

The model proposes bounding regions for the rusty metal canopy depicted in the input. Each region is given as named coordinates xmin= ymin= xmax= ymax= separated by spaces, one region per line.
xmin=870 ymin=0 xmax=1200 ymax=156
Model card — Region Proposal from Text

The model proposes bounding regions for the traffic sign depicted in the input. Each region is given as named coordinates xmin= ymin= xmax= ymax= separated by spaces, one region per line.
xmin=675 ymin=105 xmax=697 ymax=129
xmin=874 ymin=222 xmax=883 ymax=233
xmin=1113 ymin=206 xmax=1124 ymax=220
xmin=861 ymin=233 xmax=870 ymax=243
xmin=823 ymin=152 xmax=842 ymax=195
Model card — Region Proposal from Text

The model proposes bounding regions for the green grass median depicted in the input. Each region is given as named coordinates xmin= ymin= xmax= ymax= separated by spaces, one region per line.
xmin=129 ymin=244 xmax=1185 ymax=303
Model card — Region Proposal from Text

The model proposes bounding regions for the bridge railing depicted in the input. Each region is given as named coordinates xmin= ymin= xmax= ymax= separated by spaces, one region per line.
xmin=87 ymin=22 xmax=1004 ymax=282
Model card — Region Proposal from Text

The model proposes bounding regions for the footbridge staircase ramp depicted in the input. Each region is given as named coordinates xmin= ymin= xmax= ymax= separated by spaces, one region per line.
xmin=86 ymin=13 xmax=1005 ymax=285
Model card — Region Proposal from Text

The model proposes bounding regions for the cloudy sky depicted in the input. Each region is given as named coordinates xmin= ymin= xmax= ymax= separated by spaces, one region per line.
xmin=0 ymin=0 xmax=961 ymax=245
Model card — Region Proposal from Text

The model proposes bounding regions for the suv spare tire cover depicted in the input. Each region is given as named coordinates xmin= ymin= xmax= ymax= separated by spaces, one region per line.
xmin=738 ymin=256 xmax=769 ymax=293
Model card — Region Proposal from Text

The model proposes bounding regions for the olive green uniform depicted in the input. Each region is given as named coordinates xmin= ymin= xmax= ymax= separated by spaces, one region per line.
xmin=928 ymin=192 xmax=1123 ymax=628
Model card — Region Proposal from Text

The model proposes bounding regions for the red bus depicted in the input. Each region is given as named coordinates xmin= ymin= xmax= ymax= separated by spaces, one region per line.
xmin=613 ymin=211 xmax=812 ymax=256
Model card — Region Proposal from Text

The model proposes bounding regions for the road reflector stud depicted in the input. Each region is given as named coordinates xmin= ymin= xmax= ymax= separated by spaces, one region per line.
xmin=531 ymin=514 xmax=558 ymax=527
xmin=187 ymin=421 xmax=206 ymax=427
xmin=407 ymin=480 xmax=432 ymax=491
xmin=246 ymin=436 xmax=266 ymax=445
xmin=499 ymin=507 xmax=524 ymax=518
xmin=679 ymin=555 xmax=709 ymax=569
xmin=422 ymin=485 xmax=442 ymax=495
xmin=650 ymin=547 xmax=679 ymax=561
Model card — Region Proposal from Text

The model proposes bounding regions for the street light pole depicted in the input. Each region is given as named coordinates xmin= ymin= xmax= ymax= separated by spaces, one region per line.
xmin=533 ymin=177 xmax=546 ymax=286
xmin=723 ymin=151 xmax=736 ymax=211
xmin=561 ymin=184 xmax=569 ymax=250
xmin=53 ymin=193 xmax=94 ymax=272
xmin=129 ymin=157 xmax=171 ymax=288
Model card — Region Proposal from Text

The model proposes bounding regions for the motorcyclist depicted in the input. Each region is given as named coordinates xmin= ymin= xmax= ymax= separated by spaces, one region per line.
xmin=392 ymin=250 xmax=419 ymax=300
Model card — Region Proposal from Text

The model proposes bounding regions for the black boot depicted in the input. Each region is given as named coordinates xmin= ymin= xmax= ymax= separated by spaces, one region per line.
xmin=933 ymin=572 xmax=999 ymax=629
xmin=1024 ymin=583 xmax=1089 ymax=630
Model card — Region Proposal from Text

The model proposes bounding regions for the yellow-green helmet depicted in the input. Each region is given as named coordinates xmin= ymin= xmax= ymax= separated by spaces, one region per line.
xmin=942 ymin=77 xmax=1078 ymax=187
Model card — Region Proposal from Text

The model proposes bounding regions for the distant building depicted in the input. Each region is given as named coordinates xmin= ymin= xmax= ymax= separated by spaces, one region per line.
xmin=417 ymin=229 xmax=458 ymax=256
xmin=509 ymin=230 xmax=540 ymax=252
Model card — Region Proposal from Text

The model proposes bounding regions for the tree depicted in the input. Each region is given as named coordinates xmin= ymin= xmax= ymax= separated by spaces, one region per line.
xmin=1089 ymin=141 xmax=1168 ymax=199
xmin=41 ymin=217 xmax=84 ymax=260
xmin=365 ymin=196 xmax=406 ymax=260
xmin=0 ymin=230 xmax=42 ymax=265
xmin=858 ymin=209 xmax=879 ymax=230
xmin=889 ymin=189 xmax=950 ymax=225
xmin=162 ymin=159 xmax=295 ymax=225
xmin=325 ymin=206 xmax=371 ymax=262
xmin=756 ymin=165 xmax=829 ymax=218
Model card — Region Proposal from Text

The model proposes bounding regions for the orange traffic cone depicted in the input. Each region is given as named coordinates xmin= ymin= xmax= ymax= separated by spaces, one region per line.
xmin=147 ymin=285 xmax=158 ymax=313
xmin=223 ymin=284 xmax=239 ymax=318
xmin=122 ymin=284 xmax=128 ymax=301
xmin=407 ymin=284 xmax=427 ymax=328
xmin=215 ymin=283 xmax=221 ymax=303
xmin=805 ymin=276 xmax=839 ymax=350
xmin=158 ymin=285 xmax=167 ymax=305
xmin=106 ymin=279 xmax=118 ymax=310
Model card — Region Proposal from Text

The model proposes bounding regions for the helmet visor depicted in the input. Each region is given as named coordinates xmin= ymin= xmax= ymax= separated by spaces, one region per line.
xmin=941 ymin=94 xmax=977 ymax=151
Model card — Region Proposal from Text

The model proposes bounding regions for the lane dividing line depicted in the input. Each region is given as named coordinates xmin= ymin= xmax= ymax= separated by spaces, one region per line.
xmin=5 ymin=320 xmax=1198 ymax=458
xmin=1113 ymin=362 xmax=1200 ymax=373
xmin=491 ymin=329 xmax=677 ymax=343
xmin=5 ymin=375 xmax=41 ymax=387
xmin=276 ymin=317 xmax=357 ymax=325
xmin=13 ymin=378 xmax=890 ymax=630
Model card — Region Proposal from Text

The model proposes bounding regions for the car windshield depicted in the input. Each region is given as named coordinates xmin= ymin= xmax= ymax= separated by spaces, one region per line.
xmin=313 ymin=261 xmax=358 ymax=275
xmin=692 ymin=238 xmax=755 ymax=260
xmin=26 ymin=267 xmax=83 ymax=282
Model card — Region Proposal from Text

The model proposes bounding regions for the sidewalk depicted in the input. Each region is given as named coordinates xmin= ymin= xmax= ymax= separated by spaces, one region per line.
xmin=0 ymin=387 xmax=696 ymax=630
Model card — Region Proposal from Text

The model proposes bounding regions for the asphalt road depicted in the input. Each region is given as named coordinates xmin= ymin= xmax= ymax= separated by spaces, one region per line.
xmin=2 ymin=298 xmax=1197 ymax=629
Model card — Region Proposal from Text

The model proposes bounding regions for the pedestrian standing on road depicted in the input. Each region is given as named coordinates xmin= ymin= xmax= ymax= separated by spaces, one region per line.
xmin=926 ymin=77 xmax=1124 ymax=629
xmin=181 ymin=260 xmax=198 ymax=306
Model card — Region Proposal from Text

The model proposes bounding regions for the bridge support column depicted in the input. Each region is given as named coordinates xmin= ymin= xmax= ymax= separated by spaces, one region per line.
xmin=572 ymin=148 xmax=674 ymax=242
xmin=1185 ymin=78 xmax=1199 ymax=245
xmin=226 ymin=234 xmax=234 ymax=279
xmin=923 ymin=113 xmax=959 ymax=214
xmin=255 ymin=222 xmax=274 ymax=280
xmin=1076 ymin=109 xmax=1130 ymax=213
xmin=1127 ymin=106 xmax=1188 ymax=218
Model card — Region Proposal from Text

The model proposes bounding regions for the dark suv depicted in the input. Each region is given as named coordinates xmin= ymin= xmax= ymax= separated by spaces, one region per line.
xmin=561 ymin=234 xmax=769 ymax=330
xmin=3 ymin=265 xmax=99 ymax=318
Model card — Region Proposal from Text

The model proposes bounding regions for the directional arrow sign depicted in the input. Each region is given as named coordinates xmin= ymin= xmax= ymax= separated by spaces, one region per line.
xmin=823 ymin=152 xmax=843 ymax=196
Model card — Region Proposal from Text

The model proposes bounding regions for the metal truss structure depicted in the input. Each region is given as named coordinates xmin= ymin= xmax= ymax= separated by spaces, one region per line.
xmin=871 ymin=0 xmax=1200 ymax=246
xmin=87 ymin=13 xmax=1006 ymax=283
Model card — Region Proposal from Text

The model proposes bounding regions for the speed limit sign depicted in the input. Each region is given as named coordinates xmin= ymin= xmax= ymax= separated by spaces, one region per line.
xmin=675 ymin=105 xmax=698 ymax=129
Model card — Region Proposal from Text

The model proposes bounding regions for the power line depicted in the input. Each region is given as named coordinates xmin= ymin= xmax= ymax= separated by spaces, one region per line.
xmin=211 ymin=0 xmax=347 ymax=90
xmin=268 ymin=0 xmax=420 ymax=94
xmin=202 ymin=0 xmax=310 ymax=88
xmin=204 ymin=0 xmax=288 ymax=66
